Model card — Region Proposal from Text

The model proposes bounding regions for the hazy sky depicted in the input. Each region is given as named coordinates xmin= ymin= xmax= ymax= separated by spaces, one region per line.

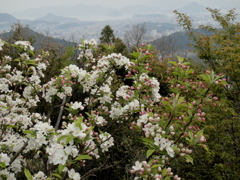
xmin=0 ymin=0 xmax=239 ymax=13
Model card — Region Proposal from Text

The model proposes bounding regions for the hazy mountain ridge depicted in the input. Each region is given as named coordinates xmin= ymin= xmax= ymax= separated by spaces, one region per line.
xmin=11 ymin=3 xmax=173 ymax=20
xmin=0 ymin=13 xmax=18 ymax=23
xmin=0 ymin=26 xmax=72 ymax=49
xmin=12 ymin=4 xmax=116 ymax=20
xmin=36 ymin=13 xmax=80 ymax=23
xmin=106 ymin=11 xmax=122 ymax=17
xmin=150 ymin=28 xmax=214 ymax=50
xmin=1 ymin=2 xmax=239 ymax=43
xmin=0 ymin=13 xmax=19 ymax=31
xmin=177 ymin=2 xmax=207 ymax=14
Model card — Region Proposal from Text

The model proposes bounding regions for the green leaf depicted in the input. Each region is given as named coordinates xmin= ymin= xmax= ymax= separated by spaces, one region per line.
xmin=188 ymin=131 xmax=194 ymax=140
xmin=148 ymin=159 xmax=154 ymax=165
xmin=124 ymin=77 xmax=134 ymax=80
xmin=80 ymin=39 xmax=85 ymax=45
xmin=27 ymin=50 xmax=34 ymax=56
xmin=169 ymin=61 xmax=177 ymax=66
xmin=187 ymin=107 xmax=193 ymax=117
xmin=131 ymin=52 xmax=141 ymax=59
xmin=165 ymin=176 xmax=171 ymax=180
xmin=185 ymin=154 xmax=194 ymax=164
xmin=23 ymin=130 xmax=35 ymax=135
xmin=0 ymin=162 xmax=6 ymax=168
xmin=24 ymin=168 xmax=33 ymax=180
xmin=183 ymin=62 xmax=191 ymax=66
xmin=74 ymin=117 xmax=83 ymax=130
xmin=177 ymin=97 xmax=185 ymax=106
xmin=142 ymin=138 xmax=154 ymax=144
xmin=172 ymin=72 xmax=180 ymax=76
xmin=102 ymin=44 xmax=109 ymax=50
xmin=219 ymin=80 xmax=228 ymax=85
xmin=177 ymin=56 xmax=184 ymax=63
xmin=203 ymin=145 xmax=209 ymax=151
xmin=57 ymin=135 xmax=68 ymax=143
xmin=146 ymin=44 xmax=154 ymax=51
xmin=26 ymin=60 xmax=36 ymax=65
xmin=162 ymin=168 xmax=167 ymax=176
xmin=186 ymin=69 xmax=194 ymax=75
xmin=66 ymin=134 xmax=74 ymax=144
xmin=196 ymin=129 xmax=204 ymax=137
xmin=147 ymin=112 xmax=153 ymax=118
xmin=146 ymin=149 xmax=155 ymax=159
xmin=199 ymin=74 xmax=210 ymax=82
xmin=74 ymin=155 xmax=92 ymax=161
xmin=85 ymin=126 xmax=94 ymax=135
xmin=52 ymin=173 xmax=62 ymax=178
xmin=58 ymin=164 xmax=66 ymax=173
xmin=151 ymin=164 xmax=161 ymax=169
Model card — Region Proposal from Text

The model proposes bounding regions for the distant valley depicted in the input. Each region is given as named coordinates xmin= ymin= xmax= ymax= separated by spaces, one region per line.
xmin=0 ymin=2 xmax=239 ymax=44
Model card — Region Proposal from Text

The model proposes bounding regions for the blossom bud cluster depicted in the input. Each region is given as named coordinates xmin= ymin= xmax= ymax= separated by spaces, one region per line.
xmin=1 ymin=39 xmax=155 ymax=179
xmin=0 ymin=40 xmax=226 ymax=180
xmin=131 ymin=160 xmax=180 ymax=180
xmin=15 ymin=41 xmax=34 ymax=51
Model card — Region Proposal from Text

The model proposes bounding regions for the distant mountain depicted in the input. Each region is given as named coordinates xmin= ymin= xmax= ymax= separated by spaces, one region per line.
xmin=36 ymin=13 xmax=79 ymax=23
xmin=177 ymin=2 xmax=207 ymax=14
xmin=0 ymin=26 xmax=72 ymax=49
xmin=146 ymin=0 xmax=190 ymax=13
xmin=147 ymin=0 xmax=176 ymax=8
xmin=119 ymin=5 xmax=160 ymax=15
xmin=0 ymin=13 xmax=19 ymax=31
xmin=150 ymin=28 xmax=213 ymax=51
xmin=12 ymin=4 xmax=115 ymax=20
xmin=11 ymin=4 xmax=164 ymax=20
xmin=106 ymin=11 xmax=122 ymax=17
xmin=0 ymin=13 xmax=18 ymax=23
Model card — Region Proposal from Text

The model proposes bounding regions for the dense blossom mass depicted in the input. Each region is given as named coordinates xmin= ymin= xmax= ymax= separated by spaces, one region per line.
xmin=0 ymin=39 xmax=226 ymax=180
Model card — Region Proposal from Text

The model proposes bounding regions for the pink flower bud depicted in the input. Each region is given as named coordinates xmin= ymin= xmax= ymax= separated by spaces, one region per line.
xmin=179 ymin=143 xmax=183 ymax=147
xmin=180 ymin=153 xmax=185 ymax=156
xmin=206 ymin=70 xmax=210 ymax=74
xmin=167 ymin=167 xmax=172 ymax=172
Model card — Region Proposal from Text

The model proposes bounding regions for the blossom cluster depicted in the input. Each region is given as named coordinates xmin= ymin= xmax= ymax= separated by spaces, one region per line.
xmin=0 ymin=39 xmax=162 ymax=179
xmin=0 ymin=39 xmax=226 ymax=180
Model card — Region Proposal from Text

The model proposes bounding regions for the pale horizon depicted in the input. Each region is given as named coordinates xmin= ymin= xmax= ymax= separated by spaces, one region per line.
xmin=0 ymin=0 xmax=239 ymax=14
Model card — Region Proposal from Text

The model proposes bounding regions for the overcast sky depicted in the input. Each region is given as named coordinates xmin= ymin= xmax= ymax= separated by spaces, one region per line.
xmin=0 ymin=0 xmax=239 ymax=13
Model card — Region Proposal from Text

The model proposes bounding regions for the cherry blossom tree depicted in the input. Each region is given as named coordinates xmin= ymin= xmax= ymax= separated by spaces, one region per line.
xmin=0 ymin=38 xmax=226 ymax=180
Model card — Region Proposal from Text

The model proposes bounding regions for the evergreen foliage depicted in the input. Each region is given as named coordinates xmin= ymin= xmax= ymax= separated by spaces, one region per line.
xmin=99 ymin=25 xmax=115 ymax=44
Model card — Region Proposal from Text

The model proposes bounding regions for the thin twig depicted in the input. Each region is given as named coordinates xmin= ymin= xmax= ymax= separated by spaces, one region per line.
xmin=55 ymin=96 xmax=67 ymax=130
xmin=10 ymin=140 xmax=29 ymax=165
